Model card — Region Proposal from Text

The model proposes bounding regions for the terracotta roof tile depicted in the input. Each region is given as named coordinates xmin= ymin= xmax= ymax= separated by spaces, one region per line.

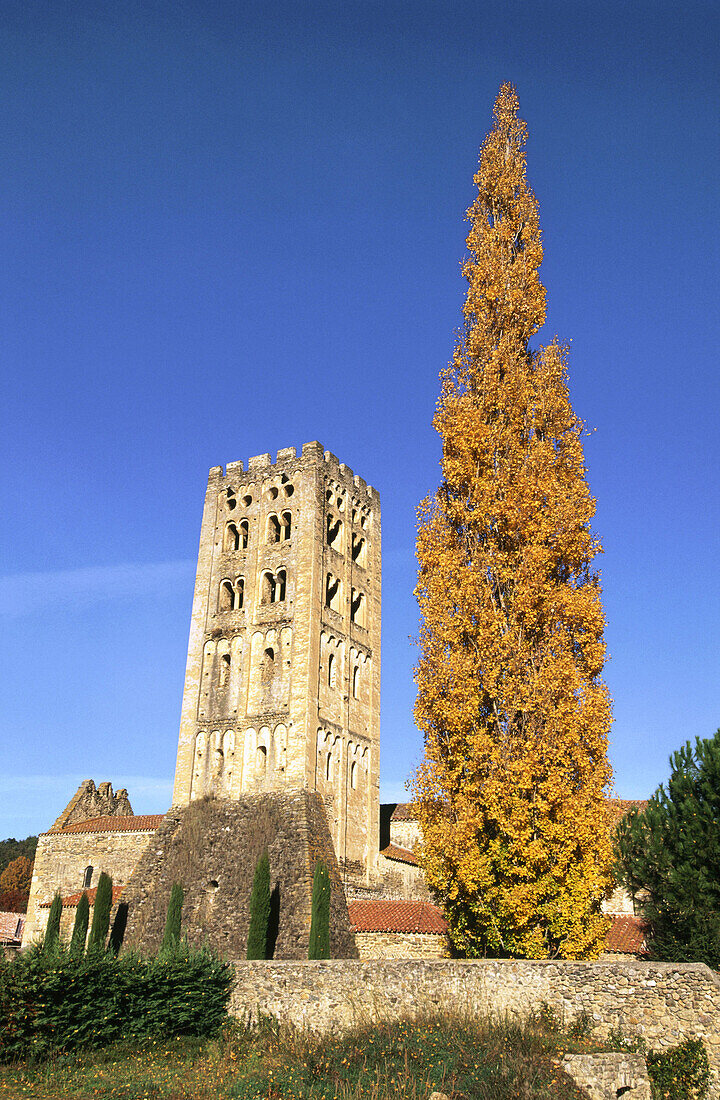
xmin=349 ymin=900 xmax=447 ymax=935
xmin=47 ymin=813 xmax=164 ymax=835
xmin=380 ymin=843 xmax=418 ymax=866
xmin=605 ymin=915 xmax=648 ymax=954
xmin=40 ymin=884 xmax=125 ymax=909
xmin=389 ymin=803 xmax=416 ymax=822
xmin=0 ymin=911 xmax=24 ymax=943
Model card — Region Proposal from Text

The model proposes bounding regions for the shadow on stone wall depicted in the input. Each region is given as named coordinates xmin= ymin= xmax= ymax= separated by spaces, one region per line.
xmin=120 ymin=790 xmax=357 ymax=960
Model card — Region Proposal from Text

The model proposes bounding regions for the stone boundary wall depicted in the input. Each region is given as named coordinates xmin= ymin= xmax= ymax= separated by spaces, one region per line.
xmin=230 ymin=959 xmax=720 ymax=1097
xmin=354 ymin=931 xmax=450 ymax=960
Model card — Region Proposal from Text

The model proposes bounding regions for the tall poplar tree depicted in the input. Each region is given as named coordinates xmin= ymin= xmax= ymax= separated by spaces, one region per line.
xmin=413 ymin=84 xmax=613 ymax=960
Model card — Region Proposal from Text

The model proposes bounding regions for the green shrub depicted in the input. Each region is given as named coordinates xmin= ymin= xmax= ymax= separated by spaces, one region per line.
xmin=69 ymin=892 xmax=90 ymax=957
xmin=86 ymin=872 xmax=112 ymax=954
xmin=43 ymin=892 xmax=63 ymax=953
xmin=647 ymin=1038 xmax=709 ymax=1099
xmin=161 ymin=883 xmax=184 ymax=953
xmin=0 ymin=940 xmax=232 ymax=1062
xmin=246 ymin=851 xmax=271 ymax=960
xmin=308 ymin=861 xmax=330 ymax=959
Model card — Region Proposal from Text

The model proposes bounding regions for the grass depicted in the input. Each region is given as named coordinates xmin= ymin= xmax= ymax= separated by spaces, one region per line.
xmin=0 ymin=1008 xmax=610 ymax=1100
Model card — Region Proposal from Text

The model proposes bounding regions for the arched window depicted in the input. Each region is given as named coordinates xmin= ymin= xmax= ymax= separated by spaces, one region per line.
xmin=326 ymin=514 xmax=342 ymax=548
xmin=350 ymin=588 xmax=366 ymax=626
xmin=328 ymin=652 xmax=336 ymax=688
xmin=82 ymin=865 xmax=93 ymax=889
xmin=235 ymin=577 xmax=245 ymax=609
xmin=257 ymin=744 xmax=267 ymax=772
xmin=325 ymin=573 xmax=341 ymax=611
xmin=219 ymin=653 xmax=231 ymax=689
xmin=219 ymin=580 xmax=235 ymax=611
xmin=240 ymin=519 xmax=249 ymax=549
xmin=276 ymin=569 xmax=287 ymax=601
xmin=351 ymin=534 xmax=366 ymax=565
xmin=262 ymin=647 xmax=275 ymax=681
xmin=225 ymin=522 xmax=240 ymax=551
xmin=352 ymin=665 xmax=359 ymax=699
xmin=267 ymin=514 xmax=281 ymax=543
xmin=261 ymin=572 xmax=276 ymax=605
xmin=280 ymin=511 xmax=292 ymax=540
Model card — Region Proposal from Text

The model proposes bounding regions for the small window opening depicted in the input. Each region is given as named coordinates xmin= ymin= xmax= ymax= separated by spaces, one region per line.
xmin=219 ymin=653 xmax=231 ymax=688
xmin=325 ymin=573 xmax=341 ymax=612
xmin=235 ymin=577 xmax=244 ymax=609
xmin=224 ymin=490 xmax=237 ymax=511
xmin=351 ymin=534 xmax=365 ymax=564
xmin=326 ymin=489 xmax=333 ymax=502
xmin=328 ymin=652 xmax=336 ymax=688
xmin=327 ymin=515 xmax=342 ymax=548
xmin=257 ymin=744 xmax=267 ymax=771
xmin=350 ymin=761 xmax=358 ymax=789
xmin=225 ymin=522 xmax=240 ymax=551
xmin=276 ymin=569 xmax=286 ymax=601
xmin=261 ymin=572 xmax=276 ymax=605
xmin=219 ymin=580 xmax=235 ymax=611
xmin=352 ymin=665 xmax=359 ymax=699
xmin=326 ymin=752 xmax=333 ymax=781
xmin=268 ymin=515 xmax=281 ymax=543
xmin=240 ymin=519 xmax=249 ymax=549
xmin=284 ymin=483 xmax=294 ymax=497
xmin=350 ymin=588 xmax=365 ymax=626
xmin=280 ymin=511 xmax=292 ymax=540
xmin=268 ymin=486 xmax=279 ymax=500
xmin=352 ymin=508 xmax=358 ymax=524
xmin=262 ymin=647 xmax=275 ymax=681
xmin=336 ymin=495 xmax=345 ymax=512
xmin=83 ymin=865 xmax=93 ymax=889
xmin=241 ymin=493 xmax=252 ymax=507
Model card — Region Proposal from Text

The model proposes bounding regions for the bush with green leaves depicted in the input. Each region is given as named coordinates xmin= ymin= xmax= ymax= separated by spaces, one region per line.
xmin=0 ymin=939 xmax=232 ymax=1062
xmin=246 ymin=851 xmax=271 ymax=960
xmin=308 ymin=860 xmax=330 ymax=959
xmin=647 ymin=1038 xmax=709 ymax=1099
xmin=616 ymin=727 xmax=720 ymax=967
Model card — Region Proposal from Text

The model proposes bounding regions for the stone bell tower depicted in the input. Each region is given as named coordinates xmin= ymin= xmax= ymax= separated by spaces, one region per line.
xmin=172 ymin=442 xmax=381 ymax=879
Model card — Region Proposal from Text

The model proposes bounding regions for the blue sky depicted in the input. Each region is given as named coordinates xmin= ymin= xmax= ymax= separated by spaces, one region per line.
xmin=1 ymin=1 xmax=718 ymax=839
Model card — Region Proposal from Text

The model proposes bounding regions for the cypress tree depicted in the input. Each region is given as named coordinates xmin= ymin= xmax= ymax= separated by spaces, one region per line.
xmin=246 ymin=851 xmax=271 ymax=960
xmin=413 ymin=83 xmax=613 ymax=959
xmin=108 ymin=901 xmax=129 ymax=955
xmin=86 ymin=871 xmax=113 ymax=953
xmin=161 ymin=883 xmax=184 ymax=953
xmin=616 ymin=728 xmax=720 ymax=968
xmin=43 ymin=891 xmax=63 ymax=952
xmin=69 ymin=891 xmax=90 ymax=956
xmin=308 ymin=861 xmax=330 ymax=959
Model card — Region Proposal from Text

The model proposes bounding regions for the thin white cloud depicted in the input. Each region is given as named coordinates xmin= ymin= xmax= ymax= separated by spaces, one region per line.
xmin=0 ymin=560 xmax=195 ymax=617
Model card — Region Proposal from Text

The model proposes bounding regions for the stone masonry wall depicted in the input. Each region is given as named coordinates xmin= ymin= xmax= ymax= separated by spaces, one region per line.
xmin=229 ymin=959 xmax=720 ymax=1097
xmin=121 ymin=790 xmax=357 ymax=960
xmin=23 ymin=827 xmax=156 ymax=945
xmin=354 ymin=932 xmax=449 ymax=959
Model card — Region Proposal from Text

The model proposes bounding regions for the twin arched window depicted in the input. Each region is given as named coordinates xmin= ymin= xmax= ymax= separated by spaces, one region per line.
xmin=260 ymin=569 xmax=287 ymax=605
xmin=224 ymin=520 xmax=249 ymax=551
xmin=219 ymin=577 xmax=244 ymax=611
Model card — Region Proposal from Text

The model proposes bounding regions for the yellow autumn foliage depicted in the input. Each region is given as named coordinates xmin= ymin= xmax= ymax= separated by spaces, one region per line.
xmin=412 ymin=84 xmax=614 ymax=959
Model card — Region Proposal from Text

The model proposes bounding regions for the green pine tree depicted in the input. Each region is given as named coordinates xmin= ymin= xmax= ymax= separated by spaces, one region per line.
xmin=246 ymin=851 xmax=271 ymax=960
xmin=86 ymin=871 xmax=113 ymax=954
xmin=69 ymin=891 xmax=90 ymax=956
xmin=616 ymin=727 xmax=720 ymax=968
xmin=161 ymin=883 xmax=184 ymax=953
xmin=308 ymin=861 xmax=330 ymax=960
xmin=43 ymin=891 xmax=63 ymax=952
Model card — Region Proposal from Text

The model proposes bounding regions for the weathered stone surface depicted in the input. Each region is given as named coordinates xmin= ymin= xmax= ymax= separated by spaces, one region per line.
xmin=171 ymin=445 xmax=381 ymax=882
xmin=228 ymin=959 xmax=720 ymax=1097
xmin=354 ymin=932 xmax=449 ymax=959
xmin=50 ymin=779 xmax=134 ymax=830
xmin=562 ymin=1053 xmax=651 ymax=1099
xmin=121 ymin=791 xmax=358 ymax=959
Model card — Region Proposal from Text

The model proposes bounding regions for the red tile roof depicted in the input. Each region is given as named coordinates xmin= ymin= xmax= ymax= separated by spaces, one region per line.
xmin=389 ymin=803 xmax=416 ymax=822
xmin=0 ymin=911 xmax=25 ymax=944
xmin=380 ymin=843 xmax=418 ymax=866
xmin=349 ymin=900 xmax=448 ymax=935
xmin=605 ymin=915 xmax=648 ymax=955
xmin=40 ymin=884 xmax=125 ymax=909
xmin=47 ymin=813 xmax=164 ymax=835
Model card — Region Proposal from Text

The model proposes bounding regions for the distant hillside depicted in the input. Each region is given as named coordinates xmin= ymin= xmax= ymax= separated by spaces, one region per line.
xmin=0 ymin=836 xmax=38 ymax=877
